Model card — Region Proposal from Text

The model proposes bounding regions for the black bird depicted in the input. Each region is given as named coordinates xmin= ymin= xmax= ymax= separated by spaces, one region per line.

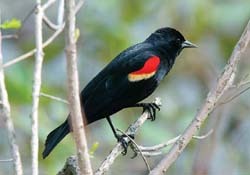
xmin=42 ymin=27 xmax=197 ymax=158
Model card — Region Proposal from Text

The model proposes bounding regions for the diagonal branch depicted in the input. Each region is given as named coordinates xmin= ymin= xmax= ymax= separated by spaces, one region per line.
xmin=95 ymin=98 xmax=161 ymax=175
xmin=40 ymin=92 xmax=69 ymax=104
xmin=0 ymin=22 xmax=23 ymax=175
xmin=58 ymin=99 xmax=213 ymax=174
xmin=58 ymin=98 xmax=161 ymax=175
xmin=149 ymin=19 xmax=250 ymax=175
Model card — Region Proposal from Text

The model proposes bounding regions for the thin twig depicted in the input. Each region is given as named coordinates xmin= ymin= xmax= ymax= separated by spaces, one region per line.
xmin=236 ymin=74 xmax=249 ymax=87
xmin=0 ymin=19 xmax=23 ymax=175
xmin=138 ymin=129 xmax=213 ymax=154
xmin=31 ymin=1 xmax=44 ymax=175
xmin=57 ymin=0 xmax=64 ymax=25
xmin=3 ymin=24 xmax=64 ymax=68
xmin=40 ymin=92 xmax=69 ymax=104
xmin=65 ymin=0 xmax=93 ymax=174
xmin=228 ymin=80 xmax=250 ymax=89
xmin=42 ymin=0 xmax=57 ymax=11
xmin=149 ymin=19 xmax=250 ymax=175
xmin=224 ymin=86 xmax=250 ymax=103
xmin=75 ymin=0 xmax=85 ymax=14
xmin=141 ymin=152 xmax=163 ymax=157
xmin=192 ymin=129 xmax=213 ymax=140
xmin=237 ymin=80 xmax=250 ymax=87
xmin=116 ymin=129 xmax=151 ymax=172
xmin=0 ymin=159 xmax=13 ymax=162
xmin=2 ymin=35 xmax=18 ymax=39
xmin=218 ymin=85 xmax=250 ymax=106
xmin=139 ymin=136 xmax=180 ymax=152
xmin=43 ymin=14 xmax=61 ymax=31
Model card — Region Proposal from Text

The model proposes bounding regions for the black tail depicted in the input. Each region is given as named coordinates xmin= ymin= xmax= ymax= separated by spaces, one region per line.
xmin=42 ymin=120 xmax=70 ymax=159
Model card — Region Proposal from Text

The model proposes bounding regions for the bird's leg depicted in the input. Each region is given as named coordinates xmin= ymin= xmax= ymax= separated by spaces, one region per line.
xmin=106 ymin=116 xmax=134 ymax=155
xmin=130 ymin=102 xmax=161 ymax=121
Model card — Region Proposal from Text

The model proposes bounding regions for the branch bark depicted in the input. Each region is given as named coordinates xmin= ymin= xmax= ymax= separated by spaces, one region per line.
xmin=31 ymin=1 xmax=44 ymax=175
xmin=0 ymin=22 xmax=23 ymax=175
xmin=64 ymin=0 xmax=93 ymax=174
xmin=149 ymin=19 xmax=250 ymax=175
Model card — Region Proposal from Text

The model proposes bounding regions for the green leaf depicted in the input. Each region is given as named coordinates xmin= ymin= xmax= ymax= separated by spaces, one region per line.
xmin=74 ymin=28 xmax=80 ymax=42
xmin=89 ymin=142 xmax=99 ymax=157
xmin=0 ymin=18 xmax=22 ymax=29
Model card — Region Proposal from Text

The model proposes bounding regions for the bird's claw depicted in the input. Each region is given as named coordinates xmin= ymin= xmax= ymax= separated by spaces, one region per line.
xmin=116 ymin=134 xmax=135 ymax=155
xmin=142 ymin=102 xmax=161 ymax=121
xmin=130 ymin=144 xmax=138 ymax=159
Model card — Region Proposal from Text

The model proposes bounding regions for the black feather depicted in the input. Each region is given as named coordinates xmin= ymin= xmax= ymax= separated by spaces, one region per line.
xmin=42 ymin=120 xmax=69 ymax=159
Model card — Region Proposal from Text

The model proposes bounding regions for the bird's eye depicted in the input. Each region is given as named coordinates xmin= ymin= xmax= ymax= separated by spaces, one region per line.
xmin=176 ymin=38 xmax=181 ymax=43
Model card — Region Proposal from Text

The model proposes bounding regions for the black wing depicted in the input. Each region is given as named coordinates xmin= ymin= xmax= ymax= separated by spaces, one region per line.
xmin=81 ymin=42 xmax=158 ymax=123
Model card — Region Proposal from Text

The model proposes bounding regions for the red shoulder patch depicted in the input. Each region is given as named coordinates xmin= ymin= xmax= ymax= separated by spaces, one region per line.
xmin=130 ymin=56 xmax=160 ymax=75
xmin=128 ymin=56 xmax=160 ymax=82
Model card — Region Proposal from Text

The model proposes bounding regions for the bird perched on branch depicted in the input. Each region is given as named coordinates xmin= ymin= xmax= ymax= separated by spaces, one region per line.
xmin=43 ymin=27 xmax=197 ymax=158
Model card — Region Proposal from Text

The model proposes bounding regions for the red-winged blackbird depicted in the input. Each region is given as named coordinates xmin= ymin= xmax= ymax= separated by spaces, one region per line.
xmin=42 ymin=27 xmax=197 ymax=158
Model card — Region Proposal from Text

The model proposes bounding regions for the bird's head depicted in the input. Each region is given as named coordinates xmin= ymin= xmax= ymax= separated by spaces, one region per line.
xmin=146 ymin=27 xmax=197 ymax=57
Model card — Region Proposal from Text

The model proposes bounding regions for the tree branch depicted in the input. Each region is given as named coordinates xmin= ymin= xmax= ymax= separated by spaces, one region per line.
xmin=31 ymin=1 xmax=44 ymax=175
xmin=40 ymin=92 xmax=69 ymax=104
xmin=58 ymin=99 xmax=214 ymax=174
xmin=43 ymin=14 xmax=61 ymax=31
xmin=3 ymin=0 xmax=83 ymax=68
xmin=0 ymin=158 xmax=13 ymax=162
xmin=58 ymin=98 xmax=161 ymax=175
xmin=149 ymin=19 xmax=250 ymax=175
xmin=42 ymin=0 xmax=57 ymax=11
xmin=57 ymin=0 xmax=64 ymax=25
xmin=75 ymin=0 xmax=85 ymax=14
xmin=116 ymin=129 xmax=151 ymax=172
xmin=3 ymin=24 xmax=64 ymax=68
xmin=64 ymin=0 xmax=93 ymax=174
xmin=95 ymin=98 xmax=161 ymax=175
xmin=2 ymin=34 xmax=18 ymax=39
xmin=0 ymin=20 xmax=23 ymax=175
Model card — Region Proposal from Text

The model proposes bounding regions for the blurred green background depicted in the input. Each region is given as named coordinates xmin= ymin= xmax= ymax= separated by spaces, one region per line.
xmin=0 ymin=0 xmax=250 ymax=174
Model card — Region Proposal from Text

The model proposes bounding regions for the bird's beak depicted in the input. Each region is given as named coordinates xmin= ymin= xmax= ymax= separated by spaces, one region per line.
xmin=182 ymin=40 xmax=198 ymax=48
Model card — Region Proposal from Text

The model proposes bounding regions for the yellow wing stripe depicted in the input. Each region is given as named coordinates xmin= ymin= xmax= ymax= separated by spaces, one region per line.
xmin=128 ymin=71 xmax=156 ymax=82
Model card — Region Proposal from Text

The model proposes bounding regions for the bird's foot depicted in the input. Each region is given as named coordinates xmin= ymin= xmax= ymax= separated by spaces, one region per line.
xmin=116 ymin=134 xmax=135 ymax=155
xmin=137 ymin=102 xmax=161 ymax=121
